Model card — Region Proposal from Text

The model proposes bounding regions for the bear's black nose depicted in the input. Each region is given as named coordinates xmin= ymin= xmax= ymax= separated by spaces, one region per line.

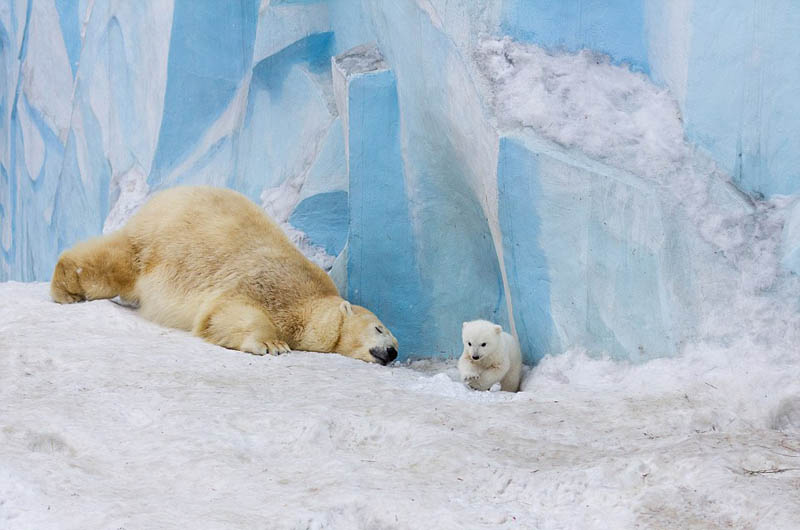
xmin=472 ymin=354 xmax=480 ymax=360
xmin=370 ymin=346 xmax=398 ymax=365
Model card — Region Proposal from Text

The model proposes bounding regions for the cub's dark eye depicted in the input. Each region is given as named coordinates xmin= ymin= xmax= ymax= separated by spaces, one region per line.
xmin=468 ymin=342 xmax=472 ymax=346
xmin=481 ymin=342 xmax=486 ymax=347
xmin=375 ymin=326 xmax=383 ymax=334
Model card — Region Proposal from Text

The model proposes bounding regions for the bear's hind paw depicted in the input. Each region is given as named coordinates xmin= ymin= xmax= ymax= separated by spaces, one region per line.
xmin=52 ymin=288 xmax=85 ymax=304
xmin=50 ymin=259 xmax=86 ymax=304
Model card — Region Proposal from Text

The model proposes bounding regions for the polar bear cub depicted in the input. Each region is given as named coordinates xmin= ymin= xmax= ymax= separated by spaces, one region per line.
xmin=458 ymin=320 xmax=522 ymax=392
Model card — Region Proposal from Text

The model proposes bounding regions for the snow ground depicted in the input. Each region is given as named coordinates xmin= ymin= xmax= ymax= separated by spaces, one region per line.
xmin=2 ymin=282 xmax=799 ymax=529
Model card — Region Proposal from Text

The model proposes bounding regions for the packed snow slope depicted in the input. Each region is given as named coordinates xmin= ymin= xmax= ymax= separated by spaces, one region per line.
xmin=2 ymin=282 xmax=800 ymax=529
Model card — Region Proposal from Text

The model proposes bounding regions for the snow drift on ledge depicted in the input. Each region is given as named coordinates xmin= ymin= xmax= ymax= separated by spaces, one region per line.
xmin=2 ymin=282 xmax=799 ymax=529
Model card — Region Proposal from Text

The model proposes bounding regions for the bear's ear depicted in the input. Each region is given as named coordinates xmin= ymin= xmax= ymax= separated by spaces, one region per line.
xmin=339 ymin=300 xmax=353 ymax=316
xmin=462 ymin=322 xmax=467 ymax=329
xmin=494 ymin=325 xmax=502 ymax=334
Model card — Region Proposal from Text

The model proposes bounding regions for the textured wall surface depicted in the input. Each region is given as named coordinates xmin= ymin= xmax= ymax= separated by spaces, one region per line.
xmin=502 ymin=0 xmax=800 ymax=197
xmin=2 ymin=0 xmax=798 ymax=362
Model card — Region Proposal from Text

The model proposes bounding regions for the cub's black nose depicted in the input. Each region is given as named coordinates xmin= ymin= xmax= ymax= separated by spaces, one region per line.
xmin=385 ymin=346 xmax=398 ymax=363
xmin=472 ymin=354 xmax=480 ymax=360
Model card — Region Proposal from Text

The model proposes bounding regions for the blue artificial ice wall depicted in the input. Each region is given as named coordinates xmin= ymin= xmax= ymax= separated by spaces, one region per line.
xmin=2 ymin=0 xmax=798 ymax=362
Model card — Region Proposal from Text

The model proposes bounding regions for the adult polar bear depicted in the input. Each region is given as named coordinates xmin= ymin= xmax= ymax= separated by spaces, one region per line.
xmin=50 ymin=186 xmax=399 ymax=365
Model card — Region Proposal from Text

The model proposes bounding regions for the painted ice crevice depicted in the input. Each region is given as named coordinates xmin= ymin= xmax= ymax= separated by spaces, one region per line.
xmin=261 ymin=177 xmax=338 ymax=272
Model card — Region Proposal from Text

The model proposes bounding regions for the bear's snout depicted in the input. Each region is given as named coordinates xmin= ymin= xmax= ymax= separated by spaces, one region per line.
xmin=472 ymin=354 xmax=480 ymax=360
xmin=370 ymin=345 xmax=398 ymax=365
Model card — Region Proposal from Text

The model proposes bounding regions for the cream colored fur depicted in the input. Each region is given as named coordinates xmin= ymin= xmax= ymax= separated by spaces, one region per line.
xmin=51 ymin=186 xmax=399 ymax=363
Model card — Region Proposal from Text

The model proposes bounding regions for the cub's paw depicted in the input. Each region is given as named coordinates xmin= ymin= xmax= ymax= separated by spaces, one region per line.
xmin=462 ymin=373 xmax=487 ymax=390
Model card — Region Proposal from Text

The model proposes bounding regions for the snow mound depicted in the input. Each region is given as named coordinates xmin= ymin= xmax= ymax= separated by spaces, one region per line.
xmin=477 ymin=37 xmax=686 ymax=178
xmin=770 ymin=396 xmax=800 ymax=432
xmin=2 ymin=282 xmax=800 ymax=528
xmin=278 ymin=222 xmax=337 ymax=271
xmin=103 ymin=165 xmax=150 ymax=234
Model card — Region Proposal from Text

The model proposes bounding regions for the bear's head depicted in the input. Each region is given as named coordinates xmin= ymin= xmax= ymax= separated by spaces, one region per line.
xmin=334 ymin=301 xmax=399 ymax=365
xmin=462 ymin=319 xmax=502 ymax=363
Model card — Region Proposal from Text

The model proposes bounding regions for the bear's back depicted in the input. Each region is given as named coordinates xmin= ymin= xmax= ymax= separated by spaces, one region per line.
xmin=124 ymin=186 xmax=338 ymax=318
xmin=126 ymin=186 xmax=286 ymax=264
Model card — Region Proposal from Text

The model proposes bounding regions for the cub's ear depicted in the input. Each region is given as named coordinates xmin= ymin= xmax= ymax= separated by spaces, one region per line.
xmin=494 ymin=325 xmax=502 ymax=334
xmin=339 ymin=300 xmax=353 ymax=316
xmin=462 ymin=322 xmax=467 ymax=329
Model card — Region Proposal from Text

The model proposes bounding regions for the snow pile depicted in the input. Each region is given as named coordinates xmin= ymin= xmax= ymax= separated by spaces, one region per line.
xmin=276 ymin=223 xmax=337 ymax=271
xmin=2 ymin=282 xmax=799 ymax=529
xmin=102 ymin=166 xmax=150 ymax=235
xmin=477 ymin=37 xmax=687 ymax=178
xmin=332 ymin=43 xmax=387 ymax=75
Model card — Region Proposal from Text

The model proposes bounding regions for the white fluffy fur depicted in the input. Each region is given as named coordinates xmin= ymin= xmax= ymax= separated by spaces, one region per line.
xmin=458 ymin=319 xmax=522 ymax=392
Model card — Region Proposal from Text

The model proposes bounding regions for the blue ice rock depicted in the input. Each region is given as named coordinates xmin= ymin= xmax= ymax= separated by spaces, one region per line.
xmin=497 ymin=135 xmax=697 ymax=361
xmin=289 ymin=191 xmax=348 ymax=257
xmin=782 ymin=200 xmax=800 ymax=275
xmin=332 ymin=42 xmax=508 ymax=359
xmin=150 ymin=0 xmax=258 ymax=185
xmin=499 ymin=0 xmax=800 ymax=198
xmin=680 ymin=1 xmax=800 ymax=197
xmin=500 ymin=0 xmax=649 ymax=73
xmin=329 ymin=2 xmax=512 ymax=359
xmin=333 ymin=44 xmax=430 ymax=357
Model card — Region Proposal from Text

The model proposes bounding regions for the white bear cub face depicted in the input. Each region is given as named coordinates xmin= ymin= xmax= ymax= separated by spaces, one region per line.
xmin=462 ymin=319 xmax=502 ymax=363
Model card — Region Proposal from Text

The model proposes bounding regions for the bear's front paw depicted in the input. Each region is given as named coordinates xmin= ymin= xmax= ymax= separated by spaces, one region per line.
xmin=264 ymin=341 xmax=291 ymax=356
xmin=241 ymin=337 xmax=291 ymax=356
